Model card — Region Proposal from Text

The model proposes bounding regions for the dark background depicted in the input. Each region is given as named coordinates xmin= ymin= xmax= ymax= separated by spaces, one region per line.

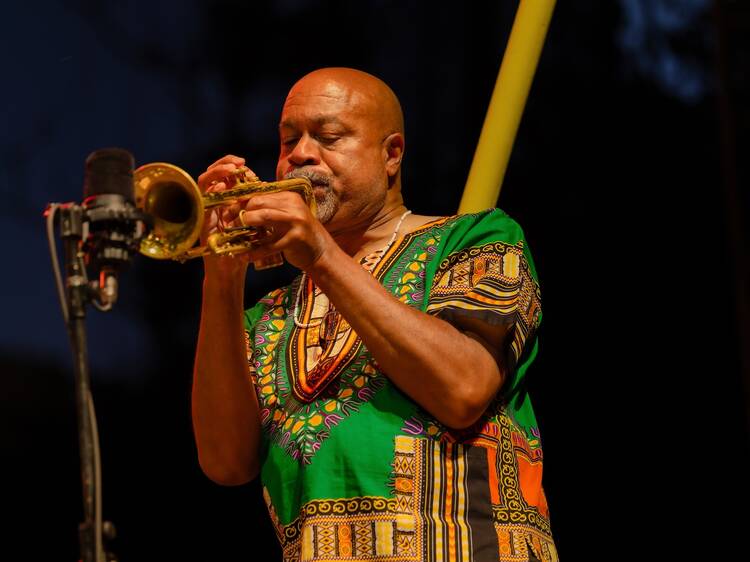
xmin=2 ymin=1 xmax=748 ymax=560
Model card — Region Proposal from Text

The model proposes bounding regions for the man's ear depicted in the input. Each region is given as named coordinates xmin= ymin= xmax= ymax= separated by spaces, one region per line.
xmin=383 ymin=133 xmax=405 ymax=178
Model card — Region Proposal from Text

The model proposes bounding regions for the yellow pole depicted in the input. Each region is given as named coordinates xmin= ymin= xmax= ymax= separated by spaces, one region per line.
xmin=458 ymin=0 xmax=556 ymax=213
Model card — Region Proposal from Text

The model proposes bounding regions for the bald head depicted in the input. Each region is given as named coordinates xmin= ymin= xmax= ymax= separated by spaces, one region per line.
xmin=276 ymin=67 xmax=407 ymax=227
xmin=285 ymin=67 xmax=404 ymax=139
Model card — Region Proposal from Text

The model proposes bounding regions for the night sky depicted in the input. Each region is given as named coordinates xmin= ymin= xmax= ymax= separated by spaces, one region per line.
xmin=2 ymin=1 xmax=747 ymax=560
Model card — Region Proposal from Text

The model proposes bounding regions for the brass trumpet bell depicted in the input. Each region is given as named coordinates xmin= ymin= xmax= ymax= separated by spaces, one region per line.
xmin=134 ymin=162 xmax=315 ymax=268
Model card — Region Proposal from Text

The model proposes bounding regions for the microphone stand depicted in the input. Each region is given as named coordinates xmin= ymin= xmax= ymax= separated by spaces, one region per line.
xmin=47 ymin=148 xmax=145 ymax=562
xmin=56 ymin=204 xmax=114 ymax=562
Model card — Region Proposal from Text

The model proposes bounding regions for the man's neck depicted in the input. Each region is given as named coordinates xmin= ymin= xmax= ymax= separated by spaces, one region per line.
xmin=328 ymin=203 xmax=410 ymax=258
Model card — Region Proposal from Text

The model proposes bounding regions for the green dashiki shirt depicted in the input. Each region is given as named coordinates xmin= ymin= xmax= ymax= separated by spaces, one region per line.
xmin=243 ymin=209 xmax=557 ymax=562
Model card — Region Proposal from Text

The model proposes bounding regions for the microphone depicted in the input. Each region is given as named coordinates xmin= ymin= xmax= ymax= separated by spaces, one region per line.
xmin=81 ymin=148 xmax=148 ymax=307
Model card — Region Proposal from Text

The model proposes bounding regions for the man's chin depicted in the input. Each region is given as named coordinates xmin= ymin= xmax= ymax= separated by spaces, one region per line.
xmin=314 ymin=195 xmax=338 ymax=224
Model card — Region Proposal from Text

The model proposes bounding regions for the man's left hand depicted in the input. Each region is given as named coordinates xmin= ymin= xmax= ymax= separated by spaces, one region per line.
xmin=237 ymin=191 xmax=333 ymax=271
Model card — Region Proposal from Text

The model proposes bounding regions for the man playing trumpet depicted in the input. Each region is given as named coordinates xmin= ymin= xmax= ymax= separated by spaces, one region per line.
xmin=192 ymin=67 xmax=557 ymax=561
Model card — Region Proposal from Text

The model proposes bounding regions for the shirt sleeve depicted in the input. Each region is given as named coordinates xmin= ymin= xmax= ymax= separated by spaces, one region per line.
xmin=424 ymin=209 xmax=542 ymax=396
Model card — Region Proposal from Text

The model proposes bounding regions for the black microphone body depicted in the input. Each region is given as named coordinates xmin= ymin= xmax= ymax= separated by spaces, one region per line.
xmin=80 ymin=148 xmax=148 ymax=305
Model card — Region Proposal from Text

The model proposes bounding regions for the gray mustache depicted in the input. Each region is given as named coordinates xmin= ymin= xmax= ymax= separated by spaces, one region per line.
xmin=284 ymin=169 xmax=331 ymax=187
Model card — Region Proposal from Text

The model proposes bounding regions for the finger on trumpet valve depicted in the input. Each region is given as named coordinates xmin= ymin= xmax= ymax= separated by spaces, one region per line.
xmin=248 ymin=227 xmax=263 ymax=245
xmin=252 ymin=226 xmax=274 ymax=247
xmin=219 ymin=208 xmax=234 ymax=229
xmin=211 ymin=209 xmax=226 ymax=233
xmin=234 ymin=165 xmax=259 ymax=182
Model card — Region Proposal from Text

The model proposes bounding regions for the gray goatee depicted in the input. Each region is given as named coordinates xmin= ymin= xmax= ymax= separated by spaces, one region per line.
xmin=284 ymin=169 xmax=338 ymax=223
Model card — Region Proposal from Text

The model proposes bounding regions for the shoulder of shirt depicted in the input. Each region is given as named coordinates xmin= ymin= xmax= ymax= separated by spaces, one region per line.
xmin=426 ymin=208 xmax=525 ymax=238
xmin=405 ymin=208 xmax=517 ymax=235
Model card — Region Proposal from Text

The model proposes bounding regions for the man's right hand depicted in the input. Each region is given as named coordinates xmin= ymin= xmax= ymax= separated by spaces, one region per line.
xmin=196 ymin=154 xmax=256 ymax=279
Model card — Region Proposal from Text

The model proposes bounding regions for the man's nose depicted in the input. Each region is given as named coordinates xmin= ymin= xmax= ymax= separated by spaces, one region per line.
xmin=288 ymin=134 xmax=320 ymax=167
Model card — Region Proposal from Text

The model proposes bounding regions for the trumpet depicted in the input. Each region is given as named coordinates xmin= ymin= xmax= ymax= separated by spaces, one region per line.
xmin=134 ymin=162 xmax=315 ymax=269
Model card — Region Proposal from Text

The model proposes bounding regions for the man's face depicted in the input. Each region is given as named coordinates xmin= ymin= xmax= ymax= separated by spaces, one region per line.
xmin=275 ymin=77 xmax=389 ymax=227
